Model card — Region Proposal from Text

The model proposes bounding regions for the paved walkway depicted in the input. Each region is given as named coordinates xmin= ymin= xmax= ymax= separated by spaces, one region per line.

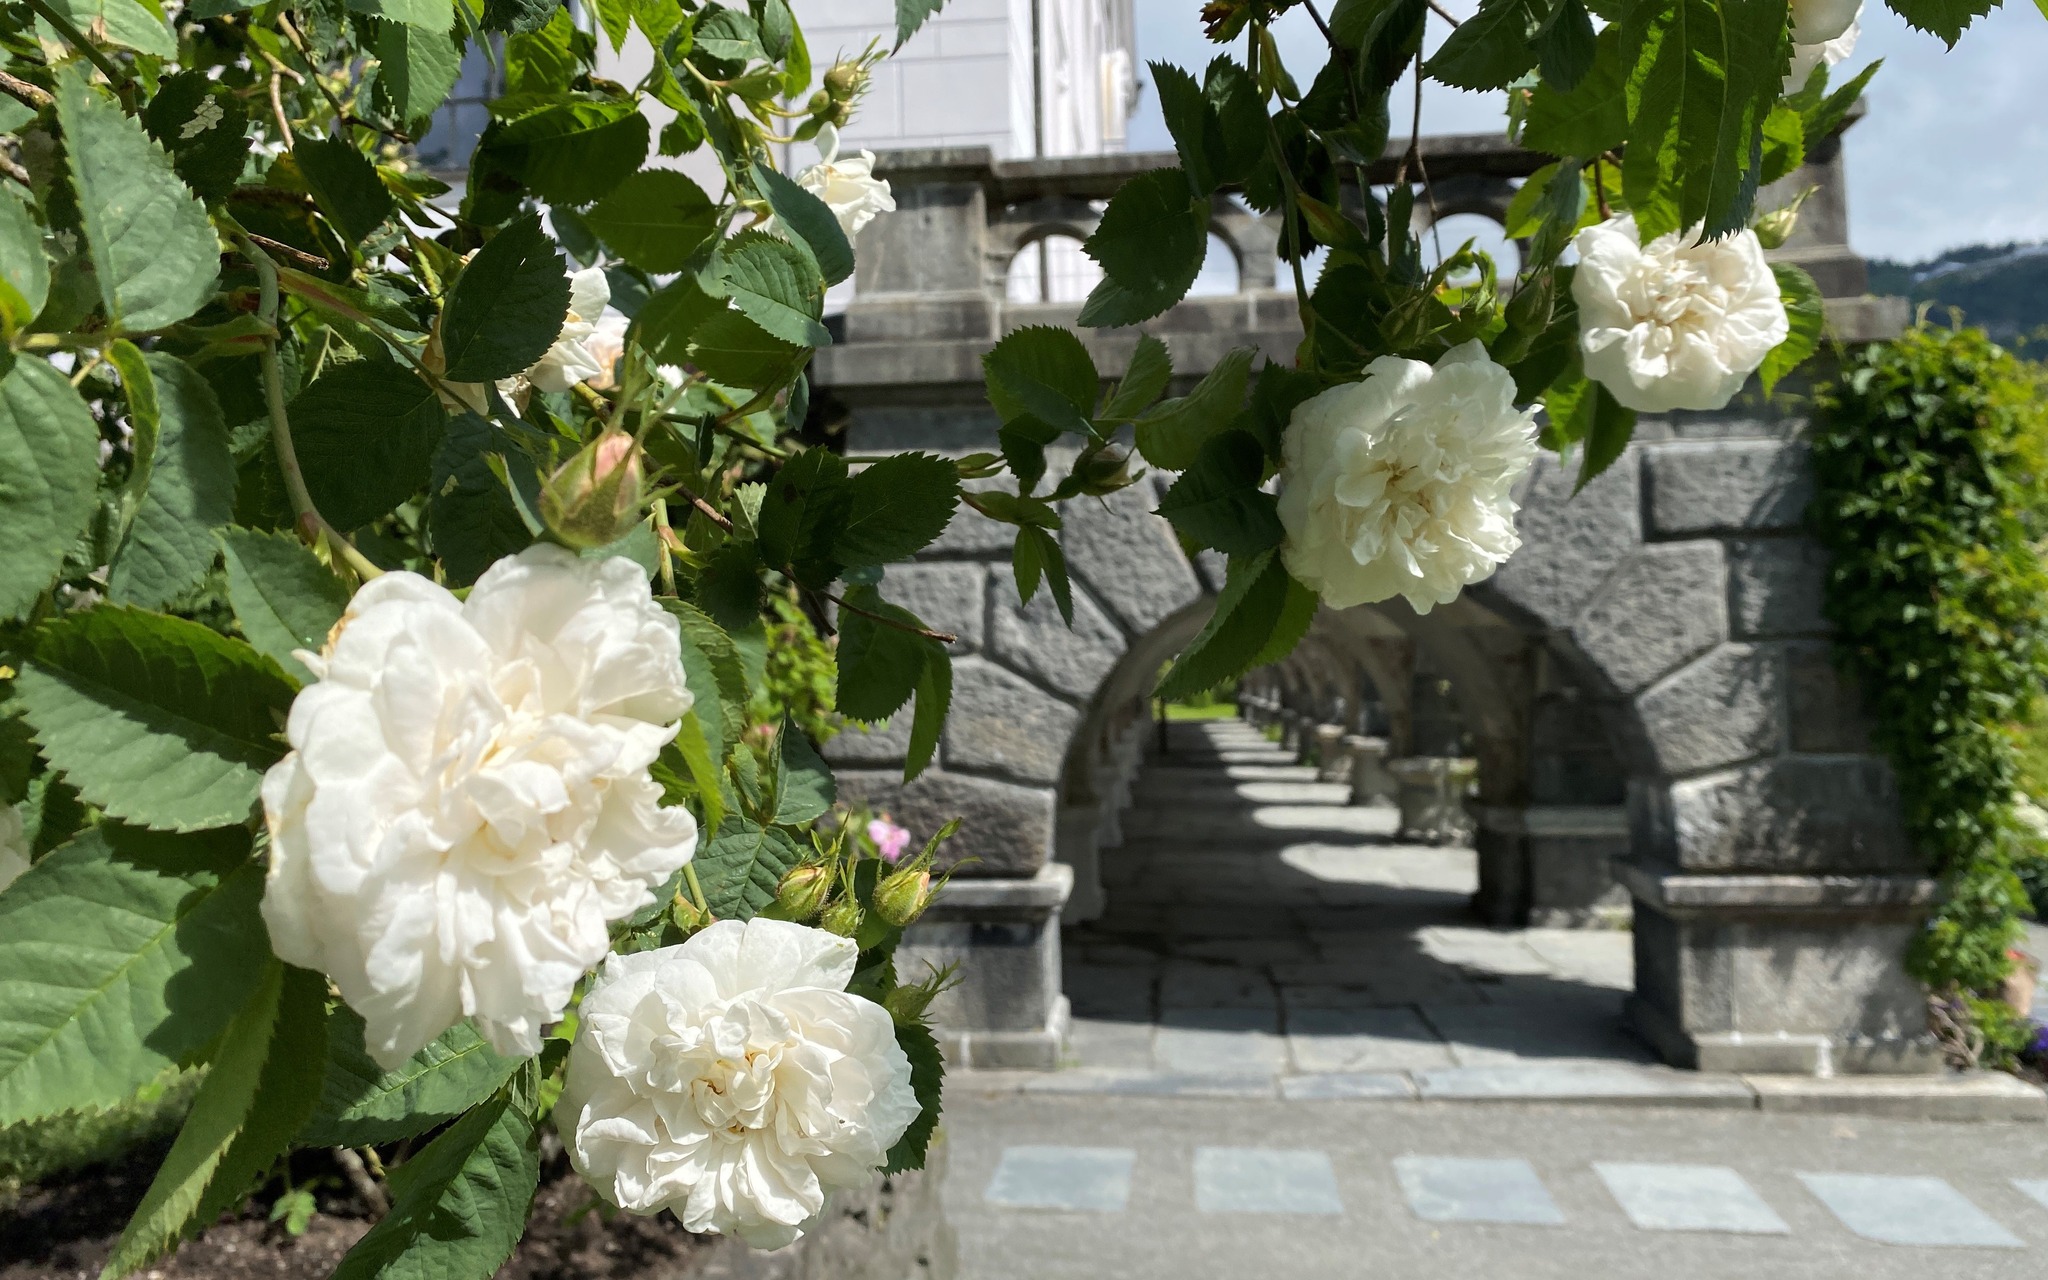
xmin=1061 ymin=718 xmax=1644 ymax=1086
xmin=941 ymin=1092 xmax=2048 ymax=1279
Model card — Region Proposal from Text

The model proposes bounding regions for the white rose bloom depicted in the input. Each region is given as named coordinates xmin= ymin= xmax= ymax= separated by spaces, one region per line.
xmin=260 ymin=544 xmax=699 ymax=1068
xmin=1791 ymin=0 xmax=1859 ymax=44
xmin=521 ymin=266 xmax=613 ymax=395
xmin=555 ymin=919 xmax=921 ymax=1250
xmin=793 ymin=125 xmax=895 ymax=239
xmin=583 ymin=312 xmax=631 ymax=391
xmin=1571 ymin=215 xmax=1790 ymax=414
xmin=1786 ymin=9 xmax=1860 ymax=93
xmin=1277 ymin=341 xmax=1539 ymax=614
xmin=0 ymin=803 xmax=30 ymax=892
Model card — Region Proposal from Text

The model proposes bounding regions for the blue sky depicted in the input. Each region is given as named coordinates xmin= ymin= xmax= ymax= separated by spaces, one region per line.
xmin=1127 ymin=0 xmax=2048 ymax=263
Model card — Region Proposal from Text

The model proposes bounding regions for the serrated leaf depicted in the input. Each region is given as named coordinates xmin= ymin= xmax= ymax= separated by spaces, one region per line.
xmin=295 ymin=136 xmax=396 ymax=244
xmin=1134 ymin=347 xmax=1254 ymax=471
xmin=1155 ymin=430 xmax=1282 ymax=554
xmin=895 ymin=0 xmax=944 ymax=46
xmin=983 ymin=325 xmax=1100 ymax=436
xmin=428 ymin=413 xmax=540 ymax=587
xmin=377 ymin=19 xmax=464 ymax=121
xmin=1522 ymin=23 xmax=1629 ymax=157
xmin=1571 ymin=380 xmax=1636 ymax=490
xmin=218 ymin=526 xmax=351 ymax=683
xmin=348 ymin=0 xmax=453 ymax=26
xmin=1156 ymin=550 xmax=1311 ymax=701
xmin=54 ymin=66 xmax=217 ymax=333
xmin=655 ymin=712 xmax=725 ymax=839
xmin=1425 ymin=0 xmax=1541 ymax=90
xmin=0 ymin=187 xmax=49 ymax=335
xmin=882 ymin=1020 xmax=943 ymax=1173
xmin=331 ymin=1096 xmax=537 ymax=1280
xmin=1535 ymin=0 xmax=1598 ymax=90
xmin=1011 ymin=523 xmax=1073 ymax=624
xmin=904 ymin=647 xmax=948 ymax=782
xmin=661 ymin=599 xmax=749 ymax=767
xmin=41 ymin=0 xmax=175 ymax=57
xmin=1103 ymin=333 xmax=1173 ymax=421
xmin=1760 ymin=262 xmax=1823 ymax=395
xmin=101 ymin=964 xmax=326 ymax=1280
xmin=753 ymin=162 xmax=855 ymax=286
xmin=290 ymin=360 xmax=446 ymax=530
xmin=488 ymin=101 xmax=651 ymax=205
xmin=689 ymin=306 xmax=804 ymax=390
xmin=441 ymin=214 xmax=571 ymax=382
xmin=695 ymin=816 xmax=804 ymax=920
xmin=835 ymin=453 xmax=960 ymax=568
xmin=143 ymin=72 xmax=252 ymax=207
xmin=15 ymin=608 xmax=295 ymax=832
xmin=301 ymin=1007 xmax=521 ymax=1148
xmin=835 ymin=585 xmax=938 ymax=724
xmin=718 ymin=231 xmax=831 ymax=347
xmin=1153 ymin=62 xmax=1218 ymax=195
xmin=0 ymin=359 xmax=101 ymax=620
xmin=773 ymin=724 xmax=835 ymax=825
xmin=0 ymin=825 xmax=268 ymax=1126
xmin=1884 ymin=0 xmax=1995 ymax=45
xmin=1078 ymin=168 xmax=1207 ymax=328
xmin=109 ymin=355 xmax=236 ymax=611
xmin=585 ymin=169 xmax=718 ymax=274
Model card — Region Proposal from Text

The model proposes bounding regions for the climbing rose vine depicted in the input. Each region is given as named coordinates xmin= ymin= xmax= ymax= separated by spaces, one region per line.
xmin=0 ymin=0 xmax=2003 ymax=1272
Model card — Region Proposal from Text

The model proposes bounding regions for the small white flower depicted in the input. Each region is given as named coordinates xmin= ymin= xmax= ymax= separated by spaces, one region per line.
xmin=1571 ymin=215 xmax=1790 ymax=414
xmin=1276 ymin=341 xmax=1539 ymax=614
xmin=1786 ymin=6 xmax=1861 ymax=93
xmin=179 ymin=96 xmax=225 ymax=140
xmin=0 ymin=803 xmax=30 ymax=892
xmin=792 ymin=125 xmax=895 ymax=240
xmin=1791 ymin=0 xmax=1860 ymax=45
xmin=260 ymin=544 xmax=699 ymax=1069
xmin=555 ymin=919 xmax=921 ymax=1250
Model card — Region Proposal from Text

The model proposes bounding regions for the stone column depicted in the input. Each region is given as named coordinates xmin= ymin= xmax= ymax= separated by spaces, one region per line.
xmin=900 ymin=865 xmax=1074 ymax=1069
xmin=1388 ymin=757 xmax=1477 ymax=844
xmin=1472 ymin=805 xmax=1632 ymax=928
xmin=1344 ymin=734 xmax=1395 ymax=805
xmin=1056 ymin=804 xmax=1105 ymax=924
xmin=1312 ymin=724 xmax=1349 ymax=782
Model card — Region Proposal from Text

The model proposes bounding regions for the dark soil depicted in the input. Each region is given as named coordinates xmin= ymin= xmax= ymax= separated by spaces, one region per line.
xmin=0 ymin=1140 xmax=716 ymax=1280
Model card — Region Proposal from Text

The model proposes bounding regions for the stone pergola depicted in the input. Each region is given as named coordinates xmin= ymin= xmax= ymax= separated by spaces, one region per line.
xmin=811 ymin=125 xmax=1929 ymax=1077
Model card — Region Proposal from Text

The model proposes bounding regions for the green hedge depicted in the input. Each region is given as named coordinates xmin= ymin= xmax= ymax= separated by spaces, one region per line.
xmin=1810 ymin=325 xmax=2048 ymax=1062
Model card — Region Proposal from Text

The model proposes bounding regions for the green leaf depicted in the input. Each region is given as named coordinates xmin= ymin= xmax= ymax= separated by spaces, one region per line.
xmin=440 ymin=214 xmax=571 ymax=382
xmin=142 ymin=72 xmax=251 ymax=207
xmin=428 ymin=413 xmax=540 ymax=587
xmin=773 ymin=724 xmax=835 ymax=825
xmin=101 ymin=964 xmax=326 ymax=1280
xmin=0 ymin=187 xmax=50 ymax=335
xmin=487 ymin=101 xmax=650 ymax=205
xmin=903 ymin=647 xmax=948 ymax=782
xmin=481 ymin=0 xmax=557 ymax=34
xmin=1134 ymin=347 xmax=1255 ymax=471
xmin=109 ymin=355 xmax=236 ymax=611
xmin=41 ymin=0 xmax=175 ymax=57
xmin=1203 ymin=57 xmax=1267 ymax=185
xmin=835 ymin=453 xmax=961 ymax=568
xmin=1011 ymin=523 xmax=1073 ymax=624
xmin=1077 ymin=168 xmax=1207 ymax=328
xmin=662 ymin=599 xmax=749 ymax=767
xmin=377 ymin=19 xmax=464 ymax=121
xmin=895 ymin=0 xmax=944 ymax=46
xmin=882 ymin=1020 xmax=943 ymax=1173
xmin=1153 ymin=62 xmax=1219 ymax=195
xmin=655 ymin=713 xmax=724 ymax=838
xmin=54 ymin=66 xmax=218 ymax=333
xmin=585 ymin=169 xmax=718 ymax=274
xmin=1759 ymin=102 xmax=1805 ymax=186
xmin=1800 ymin=58 xmax=1879 ymax=153
xmin=1155 ymin=430 xmax=1282 ymax=554
xmin=1425 ymin=0 xmax=1541 ymax=90
xmin=1534 ymin=0 xmax=1598 ymax=90
xmin=1561 ymin=379 xmax=1636 ymax=490
xmin=835 ymin=584 xmax=937 ymax=723
xmin=718 ymin=230 xmax=831 ymax=347
xmin=688 ymin=306 xmax=804 ymax=390
xmin=1884 ymin=0 xmax=1995 ymax=45
xmin=218 ymin=526 xmax=351 ymax=683
xmin=1102 ymin=333 xmax=1173 ymax=421
xmin=289 ymin=360 xmax=446 ymax=530
xmin=753 ymin=162 xmax=855 ymax=286
xmin=0 ymin=825 xmax=268 ymax=1126
xmin=14 ymin=608 xmax=295 ymax=832
xmin=1760 ymin=262 xmax=1823 ymax=395
xmin=332 ymin=1096 xmax=538 ymax=1280
xmin=348 ymin=0 xmax=453 ymax=26
xmin=1522 ymin=23 xmax=1629 ymax=157
xmin=301 ymin=1007 xmax=521 ymax=1148
xmin=982 ymin=325 xmax=1100 ymax=436
xmin=0 ymin=359 xmax=101 ymax=620
xmin=594 ymin=0 xmax=631 ymax=50
xmin=695 ymin=816 xmax=805 ymax=920
xmin=1156 ymin=550 xmax=1312 ymax=701
xmin=295 ymin=136 xmax=396 ymax=244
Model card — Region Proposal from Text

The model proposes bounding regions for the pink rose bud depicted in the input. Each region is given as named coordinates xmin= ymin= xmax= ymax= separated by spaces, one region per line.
xmin=868 ymin=818 xmax=911 ymax=863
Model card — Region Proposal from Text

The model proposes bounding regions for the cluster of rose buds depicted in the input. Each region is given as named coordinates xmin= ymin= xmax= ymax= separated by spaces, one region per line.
xmin=770 ymin=813 xmax=962 ymax=937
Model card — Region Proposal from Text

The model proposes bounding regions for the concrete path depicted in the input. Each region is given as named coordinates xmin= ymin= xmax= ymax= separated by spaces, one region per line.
xmin=941 ymin=1091 xmax=2048 ymax=1279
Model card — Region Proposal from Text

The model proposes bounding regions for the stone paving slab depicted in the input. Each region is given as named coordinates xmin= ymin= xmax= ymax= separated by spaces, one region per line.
xmin=1278 ymin=1071 xmax=1416 ymax=1100
xmin=1287 ymin=1006 xmax=1458 ymax=1072
xmin=1798 ymin=1173 xmax=2025 ymax=1248
xmin=983 ymin=1146 xmax=1135 ymax=1211
xmin=1393 ymin=1156 xmax=1566 ymax=1225
xmin=1156 ymin=1007 xmax=1288 ymax=1074
xmin=1593 ymin=1162 xmax=1791 ymax=1234
xmin=1420 ymin=1004 xmax=1657 ymax=1066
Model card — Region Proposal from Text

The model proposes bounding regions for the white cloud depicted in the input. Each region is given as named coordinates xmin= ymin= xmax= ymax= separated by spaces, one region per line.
xmin=1129 ymin=0 xmax=2047 ymax=265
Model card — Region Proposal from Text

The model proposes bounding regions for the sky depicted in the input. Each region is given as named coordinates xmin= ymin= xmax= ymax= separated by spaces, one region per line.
xmin=1126 ymin=0 xmax=2048 ymax=264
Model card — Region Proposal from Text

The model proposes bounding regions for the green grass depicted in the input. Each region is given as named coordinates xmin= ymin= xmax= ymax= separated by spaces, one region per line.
xmin=1163 ymin=702 xmax=1240 ymax=722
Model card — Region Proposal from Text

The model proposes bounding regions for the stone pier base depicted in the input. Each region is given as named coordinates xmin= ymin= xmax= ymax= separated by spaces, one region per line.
xmin=901 ymin=864 xmax=1073 ymax=1069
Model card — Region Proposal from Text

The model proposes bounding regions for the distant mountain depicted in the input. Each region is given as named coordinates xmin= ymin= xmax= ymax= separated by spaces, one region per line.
xmin=1867 ymin=242 xmax=2048 ymax=343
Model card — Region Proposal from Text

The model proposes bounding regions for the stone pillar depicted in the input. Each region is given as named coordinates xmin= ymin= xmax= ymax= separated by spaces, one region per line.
xmin=1312 ymin=724 xmax=1348 ymax=781
xmin=1056 ymin=804 xmax=1105 ymax=924
xmin=1344 ymin=734 xmax=1395 ymax=805
xmin=1472 ymin=805 xmax=1632 ymax=928
xmin=1279 ymin=710 xmax=1304 ymax=754
xmin=1388 ymin=756 xmax=1477 ymax=845
xmin=900 ymin=864 xmax=1074 ymax=1069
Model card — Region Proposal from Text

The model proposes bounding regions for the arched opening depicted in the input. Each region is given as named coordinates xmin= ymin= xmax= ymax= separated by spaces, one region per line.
xmin=1421 ymin=211 xmax=1523 ymax=283
xmin=1005 ymin=233 xmax=1103 ymax=304
xmin=1186 ymin=231 xmax=1243 ymax=297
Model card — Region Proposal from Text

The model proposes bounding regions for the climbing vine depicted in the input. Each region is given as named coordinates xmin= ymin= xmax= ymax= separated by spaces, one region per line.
xmin=1809 ymin=325 xmax=2048 ymax=1064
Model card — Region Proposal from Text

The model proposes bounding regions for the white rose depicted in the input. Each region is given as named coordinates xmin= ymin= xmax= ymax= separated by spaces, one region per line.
xmin=555 ymin=919 xmax=920 ymax=1250
xmin=1790 ymin=0 xmax=1859 ymax=45
xmin=583 ymin=312 xmax=631 ymax=391
xmin=0 ymin=803 xmax=29 ymax=892
xmin=1786 ymin=9 xmax=1860 ymax=93
xmin=522 ymin=266 xmax=613 ymax=395
xmin=260 ymin=544 xmax=699 ymax=1068
xmin=793 ymin=125 xmax=895 ymax=239
xmin=1571 ymin=215 xmax=1790 ymax=414
xmin=1277 ymin=341 xmax=1539 ymax=614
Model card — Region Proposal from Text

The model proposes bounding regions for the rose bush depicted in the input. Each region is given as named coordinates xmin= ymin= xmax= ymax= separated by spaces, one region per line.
xmin=793 ymin=124 xmax=897 ymax=239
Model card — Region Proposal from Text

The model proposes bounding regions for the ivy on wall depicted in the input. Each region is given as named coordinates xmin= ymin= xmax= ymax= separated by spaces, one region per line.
xmin=1809 ymin=325 xmax=2048 ymax=1064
